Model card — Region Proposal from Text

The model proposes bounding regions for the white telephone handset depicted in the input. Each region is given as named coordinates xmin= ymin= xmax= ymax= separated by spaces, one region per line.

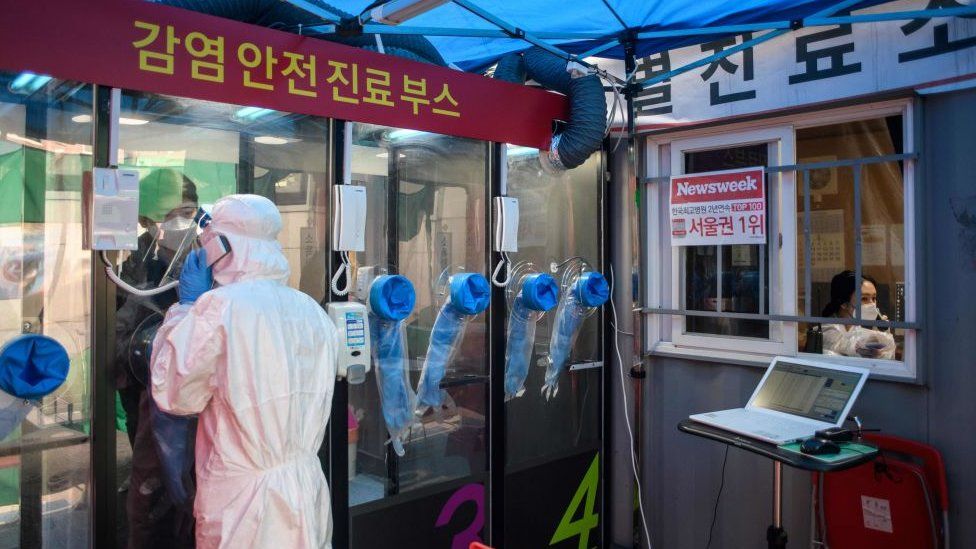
xmin=491 ymin=197 xmax=519 ymax=287
xmin=332 ymin=185 xmax=367 ymax=252
xmin=331 ymin=185 xmax=368 ymax=296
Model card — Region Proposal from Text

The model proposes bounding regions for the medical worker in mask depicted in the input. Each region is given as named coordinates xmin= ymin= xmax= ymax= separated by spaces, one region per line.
xmin=150 ymin=194 xmax=339 ymax=549
xmin=821 ymin=270 xmax=896 ymax=359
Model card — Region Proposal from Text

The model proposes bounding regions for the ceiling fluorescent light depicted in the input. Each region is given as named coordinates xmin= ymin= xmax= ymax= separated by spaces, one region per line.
xmin=254 ymin=135 xmax=290 ymax=145
xmin=119 ymin=117 xmax=150 ymax=126
xmin=10 ymin=72 xmax=53 ymax=94
xmin=388 ymin=129 xmax=427 ymax=140
xmin=234 ymin=106 xmax=275 ymax=121
xmin=371 ymin=0 xmax=449 ymax=25
xmin=508 ymin=146 xmax=538 ymax=157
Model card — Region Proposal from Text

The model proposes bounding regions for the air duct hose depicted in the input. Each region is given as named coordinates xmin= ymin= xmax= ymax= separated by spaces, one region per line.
xmin=153 ymin=0 xmax=447 ymax=66
xmin=494 ymin=48 xmax=606 ymax=171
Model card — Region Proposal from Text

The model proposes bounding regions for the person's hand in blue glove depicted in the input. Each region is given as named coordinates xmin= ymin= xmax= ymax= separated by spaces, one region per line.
xmin=179 ymin=248 xmax=213 ymax=305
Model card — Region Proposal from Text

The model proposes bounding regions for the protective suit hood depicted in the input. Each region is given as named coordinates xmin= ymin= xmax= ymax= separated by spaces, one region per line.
xmin=207 ymin=194 xmax=290 ymax=286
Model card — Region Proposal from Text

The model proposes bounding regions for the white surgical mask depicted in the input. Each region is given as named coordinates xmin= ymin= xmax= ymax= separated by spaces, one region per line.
xmin=860 ymin=302 xmax=879 ymax=321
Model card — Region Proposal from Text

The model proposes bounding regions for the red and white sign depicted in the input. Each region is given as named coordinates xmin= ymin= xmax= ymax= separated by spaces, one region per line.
xmin=669 ymin=167 xmax=766 ymax=247
xmin=0 ymin=0 xmax=568 ymax=149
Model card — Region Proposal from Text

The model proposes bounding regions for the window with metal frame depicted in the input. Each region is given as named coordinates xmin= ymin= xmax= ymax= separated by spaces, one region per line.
xmin=642 ymin=102 xmax=918 ymax=380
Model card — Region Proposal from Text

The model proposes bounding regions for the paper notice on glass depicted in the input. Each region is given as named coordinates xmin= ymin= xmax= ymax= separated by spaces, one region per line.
xmin=670 ymin=167 xmax=766 ymax=247
xmin=861 ymin=225 xmax=887 ymax=266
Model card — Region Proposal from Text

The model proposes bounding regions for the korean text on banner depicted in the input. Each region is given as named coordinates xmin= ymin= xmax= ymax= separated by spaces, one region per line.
xmin=669 ymin=167 xmax=766 ymax=247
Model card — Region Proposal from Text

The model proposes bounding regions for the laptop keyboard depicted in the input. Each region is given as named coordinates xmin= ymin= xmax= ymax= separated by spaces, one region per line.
xmin=698 ymin=410 xmax=816 ymax=441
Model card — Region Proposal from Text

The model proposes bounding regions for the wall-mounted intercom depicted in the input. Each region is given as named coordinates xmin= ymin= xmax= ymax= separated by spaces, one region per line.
xmin=332 ymin=185 xmax=367 ymax=252
xmin=83 ymin=168 xmax=141 ymax=251
xmin=326 ymin=302 xmax=371 ymax=384
xmin=492 ymin=196 xmax=519 ymax=253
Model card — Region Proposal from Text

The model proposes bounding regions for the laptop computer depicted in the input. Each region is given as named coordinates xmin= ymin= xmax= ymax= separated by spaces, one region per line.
xmin=689 ymin=356 xmax=870 ymax=445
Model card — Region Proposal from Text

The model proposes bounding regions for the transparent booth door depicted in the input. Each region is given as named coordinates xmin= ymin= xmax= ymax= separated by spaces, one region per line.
xmin=345 ymin=123 xmax=489 ymax=531
xmin=504 ymin=149 xmax=604 ymax=465
xmin=110 ymin=90 xmax=333 ymax=546
xmin=0 ymin=72 xmax=94 ymax=548
xmin=503 ymin=148 xmax=605 ymax=549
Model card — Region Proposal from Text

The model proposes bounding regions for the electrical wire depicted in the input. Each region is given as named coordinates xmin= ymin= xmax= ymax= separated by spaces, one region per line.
xmin=331 ymin=250 xmax=352 ymax=296
xmin=101 ymin=251 xmax=179 ymax=297
xmin=705 ymin=446 xmax=730 ymax=549
xmin=608 ymin=264 xmax=652 ymax=548
xmin=491 ymin=251 xmax=512 ymax=288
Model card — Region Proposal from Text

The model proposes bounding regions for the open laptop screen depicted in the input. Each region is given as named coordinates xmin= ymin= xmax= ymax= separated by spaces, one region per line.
xmin=751 ymin=361 xmax=863 ymax=423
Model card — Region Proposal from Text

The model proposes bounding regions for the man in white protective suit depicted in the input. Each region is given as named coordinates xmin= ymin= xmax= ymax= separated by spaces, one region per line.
xmin=150 ymin=194 xmax=338 ymax=549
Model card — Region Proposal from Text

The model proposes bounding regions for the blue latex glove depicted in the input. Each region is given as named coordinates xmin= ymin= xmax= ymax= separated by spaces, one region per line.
xmin=178 ymin=249 xmax=213 ymax=305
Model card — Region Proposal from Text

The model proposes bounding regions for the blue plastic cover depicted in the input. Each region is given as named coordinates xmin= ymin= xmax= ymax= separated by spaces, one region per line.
xmin=449 ymin=273 xmax=491 ymax=315
xmin=520 ymin=273 xmax=559 ymax=312
xmin=0 ymin=334 xmax=69 ymax=400
xmin=369 ymin=274 xmax=416 ymax=321
xmin=576 ymin=271 xmax=610 ymax=308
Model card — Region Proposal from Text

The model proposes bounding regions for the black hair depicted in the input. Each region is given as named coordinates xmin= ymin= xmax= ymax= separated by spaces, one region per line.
xmin=821 ymin=270 xmax=880 ymax=317
xmin=181 ymin=175 xmax=198 ymax=204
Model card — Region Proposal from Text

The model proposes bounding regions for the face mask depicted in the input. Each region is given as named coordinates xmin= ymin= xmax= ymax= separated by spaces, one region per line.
xmin=860 ymin=302 xmax=880 ymax=321
xmin=158 ymin=216 xmax=196 ymax=252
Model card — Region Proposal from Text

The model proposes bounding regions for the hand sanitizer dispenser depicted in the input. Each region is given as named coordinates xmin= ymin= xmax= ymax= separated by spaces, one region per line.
xmin=327 ymin=302 xmax=371 ymax=384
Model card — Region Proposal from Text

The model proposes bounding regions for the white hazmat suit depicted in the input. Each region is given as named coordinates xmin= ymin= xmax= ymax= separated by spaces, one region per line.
xmin=151 ymin=194 xmax=338 ymax=549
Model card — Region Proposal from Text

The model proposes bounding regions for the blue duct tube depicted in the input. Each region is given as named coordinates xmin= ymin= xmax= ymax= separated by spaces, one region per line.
xmin=0 ymin=334 xmax=69 ymax=440
xmin=368 ymin=274 xmax=416 ymax=456
xmin=416 ymin=273 xmax=490 ymax=413
xmin=494 ymin=47 xmax=607 ymax=170
xmin=542 ymin=271 xmax=610 ymax=400
xmin=504 ymin=273 xmax=559 ymax=400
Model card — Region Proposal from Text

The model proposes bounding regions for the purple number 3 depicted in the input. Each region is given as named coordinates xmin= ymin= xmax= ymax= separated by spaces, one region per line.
xmin=435 ymin=483 xmax=485 ymax=549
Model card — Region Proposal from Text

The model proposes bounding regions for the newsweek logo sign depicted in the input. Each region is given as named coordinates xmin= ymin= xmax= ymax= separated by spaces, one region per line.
xmin=670 ymin=167 xmax=766 ymax=247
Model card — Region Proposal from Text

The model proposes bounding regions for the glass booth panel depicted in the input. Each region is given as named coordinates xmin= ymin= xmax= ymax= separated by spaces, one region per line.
xmin=682 ymin=144 xmax=770 ymax=339
xmin=0 ymin=72 xmax=93 ymax=547
xmin=504 ymin=148 xmax=604 ymax=467
xmin=796 ymin=117 xmax=906 ymax=360
xmin=110 ymin=91 xmax=332 ymax=545
xmin=346 ymin=124 xmax=489 ymax=509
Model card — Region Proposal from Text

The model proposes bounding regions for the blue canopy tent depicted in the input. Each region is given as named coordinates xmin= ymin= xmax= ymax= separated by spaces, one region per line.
xmin=156 ymin=0 xmax=976 ymax=166
xmin=279 ymin=0 xmax=975 ymax=86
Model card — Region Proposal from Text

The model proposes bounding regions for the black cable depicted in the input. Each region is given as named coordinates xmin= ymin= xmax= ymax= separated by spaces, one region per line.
xmin=705 ymin=446 xmax=729 ymax=549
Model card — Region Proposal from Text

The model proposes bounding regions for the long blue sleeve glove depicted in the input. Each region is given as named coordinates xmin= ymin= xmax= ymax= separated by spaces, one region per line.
xmin=543 ymin=272 xmax=609 ymax=400
xmin=416 ymin=273 xmax=491 ymax=412
xmin=503 ymin=273 xmax=558 ymax=400
xmin=149 ymin=397 xmax=197 ymax=508
xmin=367 ymin=275 xmax=416 ymax=456
xmin=178 ymin=248 xmax=213 ymax=305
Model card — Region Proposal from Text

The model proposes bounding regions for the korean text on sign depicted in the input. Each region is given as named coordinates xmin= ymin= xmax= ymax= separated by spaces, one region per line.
xmin=669 ymin=167 xmax=766 ymax=247
xmin=131 ymin=20 xmax=462 ymax=116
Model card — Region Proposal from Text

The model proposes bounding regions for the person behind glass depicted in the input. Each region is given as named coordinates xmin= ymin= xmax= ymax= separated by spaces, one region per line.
xmin=821 ymin=270 xmax=896 ymax=359
xmin=114 ymin=168 xmax=199 ymax=548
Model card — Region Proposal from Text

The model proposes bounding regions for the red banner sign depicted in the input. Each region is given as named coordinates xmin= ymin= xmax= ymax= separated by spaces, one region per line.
xmin=669 ymin=167 xmax=766 ymax=246
xmin=0 ymin=0 xmax=568 ymax=149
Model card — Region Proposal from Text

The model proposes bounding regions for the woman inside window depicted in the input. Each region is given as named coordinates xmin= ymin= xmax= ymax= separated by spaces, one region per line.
xmin=821 ymin=270 xmax=896 ymax=359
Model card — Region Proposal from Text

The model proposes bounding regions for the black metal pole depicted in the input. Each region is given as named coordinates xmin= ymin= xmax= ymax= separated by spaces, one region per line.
xmin=91 ymin=84 xmax=118 ymax=548
xmin=326 ymin=119 xmax=351 ymax=549
xmin=19 ymin=96 xmax=47 ymax=549
xmin=488 ymin=142 xmax=506 ymax=547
